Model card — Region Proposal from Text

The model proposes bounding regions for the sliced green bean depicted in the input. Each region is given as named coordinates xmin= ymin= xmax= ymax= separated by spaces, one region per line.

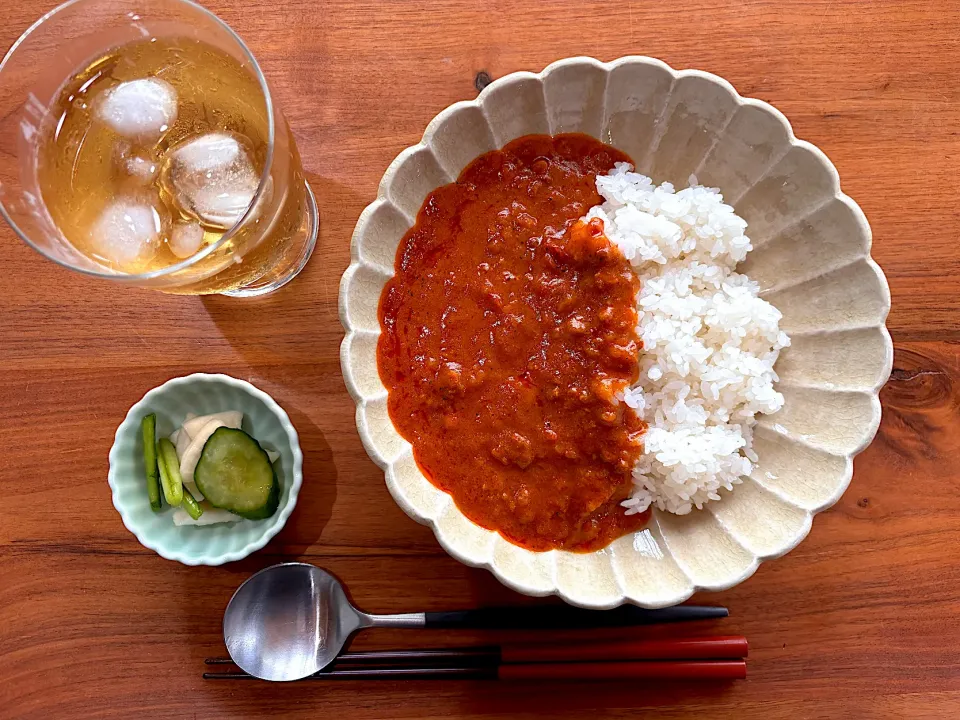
xmin=141 ymin=414 xmax=162 ymax=512
xmin=156 ymin=437 xmax=184 ymax=507
xmin=181 ymin=486 xmax=204 ymax=521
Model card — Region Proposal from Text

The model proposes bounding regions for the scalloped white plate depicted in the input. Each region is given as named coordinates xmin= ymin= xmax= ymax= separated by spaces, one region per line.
xmin=339 ymin=56 xmax=892 ymax=608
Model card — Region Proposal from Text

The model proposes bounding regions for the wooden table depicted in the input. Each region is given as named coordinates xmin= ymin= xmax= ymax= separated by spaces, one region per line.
xmin=2 ymin=1 xmax=959 ymax=717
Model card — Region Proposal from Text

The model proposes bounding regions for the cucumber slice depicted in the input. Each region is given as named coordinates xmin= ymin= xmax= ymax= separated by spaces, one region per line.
xmin=194 ymin=427 xmax=279 ymax=519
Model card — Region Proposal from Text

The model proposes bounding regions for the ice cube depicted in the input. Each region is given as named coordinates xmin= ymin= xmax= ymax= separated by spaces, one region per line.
xmin=90 ymin=199 xmax=162 ymax=271
xmin=125 ymin=155 xmax=158 ymax=184
xmin=159 ymin=132 xmax=259 ymax=230
xmin=168 ymin=220 xmax=204 ymax=258
xmin=97 ymin=78 xmax=178 ymax=142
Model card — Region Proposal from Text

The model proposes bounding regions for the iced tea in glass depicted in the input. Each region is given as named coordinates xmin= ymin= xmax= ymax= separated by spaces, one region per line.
xmin=0 ymin=0 xmax=317 ymax=296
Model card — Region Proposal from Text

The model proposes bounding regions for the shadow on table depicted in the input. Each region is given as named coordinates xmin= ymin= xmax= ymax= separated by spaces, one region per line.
xmin=197 ymin=172 xmax=364 ymax=394
xmin=195 ymin=174 xmax=365 ymax=552
xmin=197 ymin=170 xmax=365 ymax=329
xmin=268 ymin=399 xmax=338 ymax=554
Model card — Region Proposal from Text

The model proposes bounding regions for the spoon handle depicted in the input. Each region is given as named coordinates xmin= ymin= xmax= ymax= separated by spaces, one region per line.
xmin=422 ymin=604 xmax=727 ymax=629
xmin=364 ymin=612 xmax=428 ymax=628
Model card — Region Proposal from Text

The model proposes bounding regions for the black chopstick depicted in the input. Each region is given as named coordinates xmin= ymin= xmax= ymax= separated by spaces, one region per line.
xmin=206 ymin=647 xmax=500 ymax=668
xmin=421 ymin=604 xmax=727 ymax=629
xmin=205 ymin=666 xmax=497 ymax=680
xmin=205 ymin=660 xmax=747 ymax=681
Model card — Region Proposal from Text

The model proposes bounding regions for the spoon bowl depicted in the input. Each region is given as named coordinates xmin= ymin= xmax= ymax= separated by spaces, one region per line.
xmin=224 ymin=563 xmax=422 ymax=681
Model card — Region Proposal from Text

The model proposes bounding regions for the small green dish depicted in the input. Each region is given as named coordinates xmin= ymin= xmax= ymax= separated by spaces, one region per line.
xmin=108 ymin=373 xmax=303 ymax=565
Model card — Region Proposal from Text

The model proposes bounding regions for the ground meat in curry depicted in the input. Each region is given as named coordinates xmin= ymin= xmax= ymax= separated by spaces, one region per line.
xmin=378 ymin=134 xmax=649 ymax=552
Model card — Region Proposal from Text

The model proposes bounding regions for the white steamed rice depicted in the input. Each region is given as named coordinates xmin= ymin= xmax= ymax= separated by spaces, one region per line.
xmin=584 ymin=163 xmax=790 ymax=515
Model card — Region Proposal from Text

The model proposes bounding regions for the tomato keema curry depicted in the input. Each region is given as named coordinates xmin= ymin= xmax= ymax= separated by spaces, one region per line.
xmin=378 ymin=134 xmax=649 ymax=552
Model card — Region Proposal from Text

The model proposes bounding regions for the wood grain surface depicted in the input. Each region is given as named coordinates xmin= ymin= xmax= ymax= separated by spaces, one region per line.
xmin=2 ymin=1 xmax=959 ymax=718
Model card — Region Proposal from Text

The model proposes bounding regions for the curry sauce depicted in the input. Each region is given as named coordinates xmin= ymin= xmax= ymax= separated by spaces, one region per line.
xmin=378 ymin=134 xmax=649 ymax=552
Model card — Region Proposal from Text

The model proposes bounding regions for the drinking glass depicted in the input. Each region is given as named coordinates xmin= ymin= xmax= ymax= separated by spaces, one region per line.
xmin=0 ymin=0 xmax=317 ymax=296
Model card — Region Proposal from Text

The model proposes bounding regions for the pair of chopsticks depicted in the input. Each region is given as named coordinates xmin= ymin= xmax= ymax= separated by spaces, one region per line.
xmin=205 ymin=635 xmax=748 ymax=681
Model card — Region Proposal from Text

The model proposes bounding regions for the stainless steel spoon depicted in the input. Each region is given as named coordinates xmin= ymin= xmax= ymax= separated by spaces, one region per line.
xmin=223 ymin=562 xmax=727 ymax=681
xmin=226 ymin=562 xmax=429 ymax=681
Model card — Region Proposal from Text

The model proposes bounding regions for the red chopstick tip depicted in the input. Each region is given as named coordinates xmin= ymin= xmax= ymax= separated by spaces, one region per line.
xmin=502 ymin=635 xmax=749 ymax=664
